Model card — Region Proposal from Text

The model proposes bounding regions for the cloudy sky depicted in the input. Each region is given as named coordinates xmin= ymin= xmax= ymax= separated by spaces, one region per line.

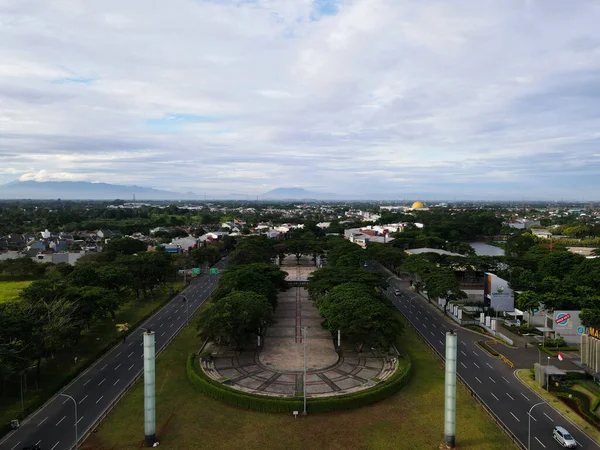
xmin=2 ymin=0 xmax=600 ymax=200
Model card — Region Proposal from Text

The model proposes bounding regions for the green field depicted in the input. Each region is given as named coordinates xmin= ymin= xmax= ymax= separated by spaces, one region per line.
xmin=86 ymin=320 xmax=516 ymax=450
xmin=0 ymin=280 xmax=31 ymax=303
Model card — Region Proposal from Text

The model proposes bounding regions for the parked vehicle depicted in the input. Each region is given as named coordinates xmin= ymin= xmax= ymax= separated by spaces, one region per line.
xmin=553 ymin=426 xmax=577 ymax=448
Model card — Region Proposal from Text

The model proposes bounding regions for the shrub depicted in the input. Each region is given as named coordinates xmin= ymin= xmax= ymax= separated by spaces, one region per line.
xmin=186 ymin=352 xmax=412 ymax=413
xmin=477 ymin=341 xmax=499 ymax=357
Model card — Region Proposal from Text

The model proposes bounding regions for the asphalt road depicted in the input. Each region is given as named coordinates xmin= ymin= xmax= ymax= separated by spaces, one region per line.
xmin=384 ymin=276 xmax=600 ymax=450
xmin=0 ymin=259 xmax=227 ymax=450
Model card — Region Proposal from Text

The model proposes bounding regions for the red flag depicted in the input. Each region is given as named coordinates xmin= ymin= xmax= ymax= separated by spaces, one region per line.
xmin=558 ymin=352 xmax=564 ymax=361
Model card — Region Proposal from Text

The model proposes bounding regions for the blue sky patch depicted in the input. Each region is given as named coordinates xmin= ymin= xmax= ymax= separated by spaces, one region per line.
xmin=52 ymin=76 xmax=96 ymax=84
xmin=311 ymin=0 xmax=341 ymax=19
xmin=145 ymin=113 xmax=223 ymax=132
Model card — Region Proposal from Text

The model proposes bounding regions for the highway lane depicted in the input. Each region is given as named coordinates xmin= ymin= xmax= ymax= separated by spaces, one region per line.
xmin=0 ymin=259 xmax=227 ymax=450
xmin=384 ymin=277 xmax=600 ymax=450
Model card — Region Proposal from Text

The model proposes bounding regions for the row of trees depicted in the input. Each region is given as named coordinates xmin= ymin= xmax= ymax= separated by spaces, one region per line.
xmin=0 ymin=240 xmax=175 ymax=393
xmin=198 ymin=236 xmax=288 ymax=349
xmin=308 ymin=238 xmax=404 ymax=352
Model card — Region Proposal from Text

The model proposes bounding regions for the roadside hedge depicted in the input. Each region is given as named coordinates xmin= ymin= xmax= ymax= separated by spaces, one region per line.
xmin=186 ymin=352 xmax=412 ymax=413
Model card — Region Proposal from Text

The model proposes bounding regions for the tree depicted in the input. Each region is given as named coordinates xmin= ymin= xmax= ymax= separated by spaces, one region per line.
xmin=581 ymin=308 xmax=600 ymax=329
xmin=515 ymin=291 xmax=540 ymax=322
xmin=211 ymin=263 xmax=287 ymax=308
xmin=423 ymin=269 xmax=466 ymax=313
xmin=103 ymin=237 xmax=148 ymax=258
xmin=318 ymin=283 xmax=402 ymax=352
xmin=307 ymin=266 xmax=386 ymax=302
xmin=198 ymin=291 xmax=273 ymax=349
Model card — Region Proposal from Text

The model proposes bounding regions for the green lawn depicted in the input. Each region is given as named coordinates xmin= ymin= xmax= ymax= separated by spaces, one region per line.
xmin=0 ymin=280 xmax=31 ymax=303
xmin=86 ymin=319 xmax=516 ymax=450
xmin=0 ymin=282 xmax=183 ymax=432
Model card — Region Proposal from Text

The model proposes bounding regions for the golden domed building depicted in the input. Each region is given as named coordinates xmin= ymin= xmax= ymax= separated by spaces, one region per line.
xmin=411 ymin=201 xmax=424 ymax=209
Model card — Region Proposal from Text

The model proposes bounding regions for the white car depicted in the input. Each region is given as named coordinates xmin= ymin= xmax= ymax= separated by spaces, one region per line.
xmin=394 ymin=289 xmax=402 ymax=296
xmin=553 ymin=426 xmax=577 ymax=448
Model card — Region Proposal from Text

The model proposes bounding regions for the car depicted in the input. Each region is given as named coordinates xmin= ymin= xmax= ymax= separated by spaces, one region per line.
xmin=394 ymin=289 xmax=401 ymax=296
xmin=553 ymin=426 xmax=577 ymax=448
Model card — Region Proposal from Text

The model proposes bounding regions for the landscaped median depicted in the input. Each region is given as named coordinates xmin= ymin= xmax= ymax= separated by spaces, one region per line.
xmin=187 ymin=351 xmax=412 ymax=413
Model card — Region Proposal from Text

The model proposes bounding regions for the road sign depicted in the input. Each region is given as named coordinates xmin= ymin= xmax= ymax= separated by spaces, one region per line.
xmin=532 ymin=308 xmax=539 ymax=314
xmin=577 ymin=326 xmax=585 ymax=335
xmin=210 ymin=268 xmax=219 ymax=275
xmin=192 ymin=268 xmax=201 ymax=275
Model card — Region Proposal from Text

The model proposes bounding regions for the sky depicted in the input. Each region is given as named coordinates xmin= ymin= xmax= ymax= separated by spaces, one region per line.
xmin=1 ymin=0 xmax=600 ymax=200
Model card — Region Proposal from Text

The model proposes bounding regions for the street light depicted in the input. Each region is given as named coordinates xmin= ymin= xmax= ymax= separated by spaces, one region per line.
xmin=528 ymin=401 xmax=545 ymax=449
xmin=59 ymin=393 xmax=78 ymax=449
xmin=536 ymin=344 xmax=542 ymax=365
xmin=302 ymin=326 xmax=309 ymax=415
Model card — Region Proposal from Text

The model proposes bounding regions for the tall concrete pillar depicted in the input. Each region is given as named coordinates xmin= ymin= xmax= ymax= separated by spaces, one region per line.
xmin=444 ymin=331 xmax=458 ymax=448
xmin=144 ymin=331 xmax=156 ymax=447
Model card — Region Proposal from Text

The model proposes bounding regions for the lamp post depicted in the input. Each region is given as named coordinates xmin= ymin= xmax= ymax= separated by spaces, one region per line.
xmin=59 ymin=393 xmax=78 ymax=449
xmin=302 ymin=326 xmax=309 ymax=415
xmin=536 ymin=344 xmax=542 ymax=365
xmin=528 ymin=401 xmax=545 ymax=449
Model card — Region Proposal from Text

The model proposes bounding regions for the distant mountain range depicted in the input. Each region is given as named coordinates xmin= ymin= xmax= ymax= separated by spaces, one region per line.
xmin=0 ymin=181 xmax=195 ymax=200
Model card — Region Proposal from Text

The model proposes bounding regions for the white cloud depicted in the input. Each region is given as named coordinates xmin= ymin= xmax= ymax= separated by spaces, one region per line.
xmin=1 ymin=0 xmax=600 ymax=199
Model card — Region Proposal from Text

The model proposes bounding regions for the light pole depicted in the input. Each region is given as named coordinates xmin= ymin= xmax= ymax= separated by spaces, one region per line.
xmin=528 ymin=401 xmax=545 ymax=449
xmin=59 ymin=393 xmax=78 ymax=449
xmin=302 ymin=326 xmax=309 ymax=415
xmin=536 ymin=344 xmax=542 ymax=365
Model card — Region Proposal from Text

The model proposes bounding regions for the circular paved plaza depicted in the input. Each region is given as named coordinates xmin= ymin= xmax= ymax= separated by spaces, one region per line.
xmin=201 ymin=257 xmax=398 ymax=397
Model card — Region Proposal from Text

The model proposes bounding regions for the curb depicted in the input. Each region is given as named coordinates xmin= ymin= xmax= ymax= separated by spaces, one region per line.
xmin=513 ymin=369 xmax=600 ymax=446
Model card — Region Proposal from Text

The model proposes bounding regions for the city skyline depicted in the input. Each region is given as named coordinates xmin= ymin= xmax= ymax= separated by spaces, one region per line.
xmin=2 ymin=0 xmax=600 ymax=199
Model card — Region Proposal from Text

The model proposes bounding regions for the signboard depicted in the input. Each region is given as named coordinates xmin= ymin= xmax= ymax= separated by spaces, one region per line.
xmin=210 ymin=268 xmax=219 ymax=275
xmin=483 ymin=273 xmax=515 ymax=312
xmin=192 ymin=268 xmax=201 ymax=275
xmin=552 ymin=310 xmax=582 ymax=344
xmin=577 ymin=326 xmax=585 ymax=336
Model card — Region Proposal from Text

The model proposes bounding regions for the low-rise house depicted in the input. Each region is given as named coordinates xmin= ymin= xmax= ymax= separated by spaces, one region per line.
xmin=531 ymin=229 xmax=552 ymax=239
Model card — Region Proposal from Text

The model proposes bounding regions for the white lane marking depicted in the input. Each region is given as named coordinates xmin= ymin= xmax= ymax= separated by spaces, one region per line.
xmin=510 ymin=412 xmax=520 ymax=422
xmin=440 ymin=331 xmax=445 ymax=336
xmin=473 ymin=363 xmax=480 ymax=369
xmin=461 ymin=341 xmax=466 ymax=346
xmin=502 ymin=376 xmax=510 ymax=384
xmin=521 ymin=393 xmax=530 ymax=401
xmin=430 ymin=331 xmax=434 ymax=336
xmin=177 ymin=316 xmax=180 ymax=320
xmin=506 ymin=392 xmax=514 ymax=400
xmin=114 ymin=364 xmax=121 ymax=370
xmin=543 ymin=412 xmax=552 ymax=421
xmin=116 ymin=352 xmax=121 ymax=357
xmin=431 ymin=324 xmax=436 ymax=328
xmin=161 ymin=332 xmax=166 ymax=337
xmin=101 ymin=364 xmax=107 ymax=370
xmin=35 ymin=441 xmax=41 ymax=446
xmin=62 ymin=397 xmax=69 ymax=404
xmin=98 ymin=378 xmax=106 ymax=386
xmin=461 ymin=362 xmax=467 ymax=369
xmin=76 ymin=416 xmax=84 ymax=424
xmin=577 ymin=440 xmax=583 ymax=447
xmin=128 ymin=364 xmax=135 ymax=371
xmin=475 ymin=377 xmax=482 ymax=384
xmin=170 ymin=323 xmax=174 ymax=327
xmin=38 ymin=416 xmax=48 ymax=426
xmin=78 ymin=395 xmax=88 ymax=404
xmin=9 ymin=442 xmax=21 ymax=450
xmin=159 ymin=323 xmax=164 ymax=327
xmin=128 ymin=352 xmax=134 ymax=357
xmin=530 ymin=414 xmax=537 ymax=422
xmin=489 ymin=377 xmax=496 ymax=383
xmin=472 ymin=350 xmax=479 ymax=356
xmin=486 ymin=363 xmax=493 ymax=369
xmin=83 ymin=379 xmax=91 ymax=386
xmin=96 ymin=395 xmax=104 ymax=404
xmin=113 ymin=378 xmax=120 ymax=386
xmin=461 ymin=351 xmax=467 ymax=357
xmin=438 ymin=340 xmax=443 ymax=346
xmin=535 ymin=437 xmax=546 ymax=448
xmin=56 ymin=416 xmax=66 ymax=426
xmin=51 ymin=442 xmax=60 ymax=450
xmin=491 ymin=392 xmax=499 ymax=401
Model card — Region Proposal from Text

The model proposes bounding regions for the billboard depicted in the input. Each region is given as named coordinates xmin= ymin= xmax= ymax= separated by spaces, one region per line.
xmin=553 ymin=310 xmax=583 ymax=344
xmin=483 ymin=273 xmax=515 ymax=312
